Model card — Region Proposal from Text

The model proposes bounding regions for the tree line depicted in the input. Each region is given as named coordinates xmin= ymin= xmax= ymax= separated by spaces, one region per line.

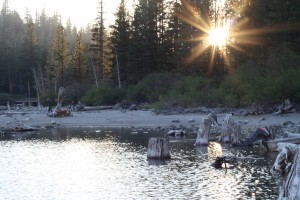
xmin=0 ymin=0 xmax=300 ymax=106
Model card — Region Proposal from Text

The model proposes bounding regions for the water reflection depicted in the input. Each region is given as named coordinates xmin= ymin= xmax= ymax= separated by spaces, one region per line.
xmin=0 ymin=128 xmax=278 ymax=199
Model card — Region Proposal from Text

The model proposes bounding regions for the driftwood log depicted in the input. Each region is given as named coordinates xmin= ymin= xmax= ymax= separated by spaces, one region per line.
xmin=271 ymin=143 xmax=300 ymax=199
xmin=274 ymin=99 xmax=296 ymax=115
xmin=48 ymin=87 xmax=71 ymax=117
xmin=147 ymin=137 xmax=171 ymax=159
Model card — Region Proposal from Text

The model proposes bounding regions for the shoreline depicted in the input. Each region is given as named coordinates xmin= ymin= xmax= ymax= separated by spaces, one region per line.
xmin=1 ymin=109 xmax=300 ymax=133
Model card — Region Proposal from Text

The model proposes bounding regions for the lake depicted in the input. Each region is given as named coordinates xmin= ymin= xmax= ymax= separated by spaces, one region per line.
xmin=0 ymin=128 xmax=279 ymax=199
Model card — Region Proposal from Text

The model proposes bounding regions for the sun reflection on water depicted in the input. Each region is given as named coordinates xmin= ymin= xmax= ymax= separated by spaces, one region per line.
xmin=208 ymin=142 xmax=224 ymax=159
xmin=0 ymin=128 xmax=279 ymax=199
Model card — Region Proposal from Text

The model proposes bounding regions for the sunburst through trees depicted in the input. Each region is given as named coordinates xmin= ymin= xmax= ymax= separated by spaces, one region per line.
xmin=177 ymin=0 xmax=300 ymax=76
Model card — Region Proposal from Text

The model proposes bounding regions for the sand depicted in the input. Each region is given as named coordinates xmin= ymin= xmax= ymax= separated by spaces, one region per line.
xmin=1 ymin=109 xmax=300 ymax=132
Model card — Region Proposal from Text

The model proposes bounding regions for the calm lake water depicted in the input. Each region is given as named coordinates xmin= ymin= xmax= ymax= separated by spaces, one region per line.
xmin=0 ymin=128 xmax=279 ymax=200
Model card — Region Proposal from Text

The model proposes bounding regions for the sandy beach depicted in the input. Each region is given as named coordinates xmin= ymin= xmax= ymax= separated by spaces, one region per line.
xmin=1 ymin=108 xmax=300 ymax=133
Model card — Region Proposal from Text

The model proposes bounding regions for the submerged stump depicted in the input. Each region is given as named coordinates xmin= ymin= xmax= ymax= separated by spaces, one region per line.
xmin=219 ymin=114 xmax=243 ymax=146
xmin=195 ymin=118 xmax=212 ymax=146
xmin=147 ymin=137 xmax=171 ymax=159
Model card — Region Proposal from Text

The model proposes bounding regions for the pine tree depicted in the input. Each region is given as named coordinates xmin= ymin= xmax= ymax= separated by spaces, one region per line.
xmin=20 ymin=14 xmax=40 ymax=95
xmin=0 ymin=1 xmax=24 ymax=93
xmin=90 ymin=0 xmax=106 ymax=82
xmin=110 ymin=0 xmax=131 ymax=86
xmin=45 ymin=25 xmax=70 ymax=92
xmin=129 ymin=0 xmax=162 ymax=83
xmin=71 ymin=31 xmax=88 ymax=83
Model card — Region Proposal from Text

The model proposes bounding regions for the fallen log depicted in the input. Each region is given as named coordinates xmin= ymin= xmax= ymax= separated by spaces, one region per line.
xmin=147 ymin=137 xmax=171 ymax=159
xmin=78 ymin=106 xmax=114 ymax=111
xmin=271 ymin=143 xmax=300 ymax=199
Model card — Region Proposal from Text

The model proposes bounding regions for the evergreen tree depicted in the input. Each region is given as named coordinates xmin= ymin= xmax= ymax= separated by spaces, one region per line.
xmin=45 ymin=25 xmax=70 ymax=92
xmin=71 ymin=31 xmax=88 ymax=83
xmin=129 ymin=0 xmax=162 ymax=83
xmin=20 ymin=14 xmax=40 ymax=95
xmin=90 ymin=0 xmax=106 ymax=82
xmin=0 ymin=1 xmax=24 ymax=93
xmin=110 ymin=0 xmax=131 ymax=87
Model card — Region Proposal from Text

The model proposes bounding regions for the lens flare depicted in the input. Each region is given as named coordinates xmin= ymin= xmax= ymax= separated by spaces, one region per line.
xmin=176 ymin=0 xmax=299 ymax=74
xmin=208 ymin=27 xmax=229 ymax=47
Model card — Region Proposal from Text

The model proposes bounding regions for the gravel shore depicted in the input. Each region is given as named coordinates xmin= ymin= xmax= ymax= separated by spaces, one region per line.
xmin=1 ymin=109 xmax=300 ymax=133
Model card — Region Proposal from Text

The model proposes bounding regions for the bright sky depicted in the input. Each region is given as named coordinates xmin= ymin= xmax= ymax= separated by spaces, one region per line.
xmin=1 ymin=0 xmax=134 ymax=28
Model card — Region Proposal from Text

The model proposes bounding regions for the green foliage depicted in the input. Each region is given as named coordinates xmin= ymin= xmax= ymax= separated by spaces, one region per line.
xmin=81 ymin=87 xmax=126 ymax=106
xmin=64 ymin=82 xmax=92 ymax=104
xmin=247 ymin=69 xmax=300 ymax=104
xmin=220 ymin=48 xmax=300 ymax=106
xmin=127 ymin=73 xmax=179 ymax=103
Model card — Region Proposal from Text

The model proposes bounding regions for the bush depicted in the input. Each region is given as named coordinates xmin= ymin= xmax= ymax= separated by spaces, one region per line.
xmin=127 ymin=72 xmax=180 ymax=103
xmin=81 ymin=87 xmax=126 ymax=106
xmin=64 ymin=82 xmax=92 ymax=104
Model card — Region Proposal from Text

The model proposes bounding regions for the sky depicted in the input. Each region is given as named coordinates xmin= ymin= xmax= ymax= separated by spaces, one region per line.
xmin=1 ymin=0 xmax=135 ymax=28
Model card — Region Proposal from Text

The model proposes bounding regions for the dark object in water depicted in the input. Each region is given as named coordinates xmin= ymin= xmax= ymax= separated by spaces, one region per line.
xmin=211 ymin=156 xmax=238 ymax=169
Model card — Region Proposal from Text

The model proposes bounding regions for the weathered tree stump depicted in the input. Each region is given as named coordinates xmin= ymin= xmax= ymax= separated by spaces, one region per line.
xmin=274 ymin=98 xmax=296 ymax=115
xmin=195 ymin=118 xmax=212 ymax=146
xmin=271 ymin=143 xmax=300 ymax=199
xmin=147 ymin=137 xmax=171 ymax=159
xmin=219 ymin=114 xmax=243 ymax=145
xmin=53 ymin=87 xmax=66 ymax=112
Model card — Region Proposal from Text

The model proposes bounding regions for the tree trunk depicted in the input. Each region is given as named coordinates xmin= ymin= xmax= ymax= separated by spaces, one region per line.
xmin=147 ymin=137 xmax=171 ymax=159
xmin=272 ymin=143 xmax=300 ymax=199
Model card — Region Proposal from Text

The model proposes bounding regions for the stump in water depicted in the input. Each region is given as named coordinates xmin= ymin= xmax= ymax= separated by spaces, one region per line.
xmin=219 ymin=114 xmax=243 ymax=146
xmin=271 ymin=143 xmax=300 ymax=199
xmin=147 ymin=137 xmax=171 ymax=159
xmin=195 ymin=118 xmax=212 ymax=146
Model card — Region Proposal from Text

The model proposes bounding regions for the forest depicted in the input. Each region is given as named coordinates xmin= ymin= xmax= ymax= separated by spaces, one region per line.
xmin=0 ymin=0 xmax=300 ymax=108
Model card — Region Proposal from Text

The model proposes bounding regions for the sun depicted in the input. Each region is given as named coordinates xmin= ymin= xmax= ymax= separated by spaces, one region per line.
xmin=208 ymin=27 xmax=229 ymax=48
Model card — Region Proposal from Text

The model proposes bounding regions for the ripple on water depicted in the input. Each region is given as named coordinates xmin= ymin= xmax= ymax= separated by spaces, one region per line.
xmin=0 ymin=129 xmax=278 ymax=199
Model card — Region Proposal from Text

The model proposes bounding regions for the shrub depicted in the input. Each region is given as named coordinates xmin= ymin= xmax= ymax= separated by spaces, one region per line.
xmin=64 ymin=82 xmax=92 ymax=104
xmin=127 ymin=72 xmax=180 ymax=103
xmin=81 ymin=87 xmax=126 ymax=106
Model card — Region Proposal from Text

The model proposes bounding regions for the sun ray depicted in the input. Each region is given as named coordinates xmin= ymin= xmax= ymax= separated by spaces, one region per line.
xmin=208 ymin=46 xmax=217 ymax=73
xmin=186 ymin=43 xmax=210 ymax=64
xmin=177 ymin=0 xmax=300 ymax=75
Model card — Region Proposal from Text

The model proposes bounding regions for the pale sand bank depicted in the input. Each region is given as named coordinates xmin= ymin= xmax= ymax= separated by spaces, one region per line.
xmin=1 ymin=109 xmax=299 ymax=131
